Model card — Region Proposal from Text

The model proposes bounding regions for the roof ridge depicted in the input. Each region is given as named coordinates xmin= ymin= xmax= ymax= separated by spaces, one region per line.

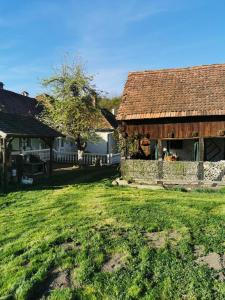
xmin=128 ymin=63 xmax=225 ymax=75
xmin=2 ymin=89 xmax=36 ymax=101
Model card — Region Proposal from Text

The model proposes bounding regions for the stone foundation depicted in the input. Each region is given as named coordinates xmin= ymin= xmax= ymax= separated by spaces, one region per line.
xmin=121 ymin=159 xmax=225 ymax=186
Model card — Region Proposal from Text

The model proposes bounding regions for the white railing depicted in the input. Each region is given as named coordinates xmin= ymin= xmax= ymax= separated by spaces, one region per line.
xmin=53 ymin=150 xmax=78 ymax=164
xmin=53 ymin=150 xmax=121 ymax=165
xmin=12 ymin=149 xmax=121 ymax=165
xmin=12 ymin=149 xmax=50 ymax=161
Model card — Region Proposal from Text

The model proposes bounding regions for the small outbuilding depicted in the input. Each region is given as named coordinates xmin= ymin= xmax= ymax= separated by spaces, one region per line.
xmin=0 ymin=112 xmax=62 ymax=190
xmin=0 ymin=84 xmax=62 ymax=191
xmin=117 ymin=63 xmax=225 ymax=185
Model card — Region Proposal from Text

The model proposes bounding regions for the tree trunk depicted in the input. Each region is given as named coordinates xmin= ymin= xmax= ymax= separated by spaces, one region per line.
xmin=76 ymin=134 xmax=86 ymax=167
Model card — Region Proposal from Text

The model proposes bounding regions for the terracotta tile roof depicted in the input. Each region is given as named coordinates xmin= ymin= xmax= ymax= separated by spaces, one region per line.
xmin=117 ymin=63 xmax=225 ymax=120
xmin=94 ymin=109 xmax=118 ymax=130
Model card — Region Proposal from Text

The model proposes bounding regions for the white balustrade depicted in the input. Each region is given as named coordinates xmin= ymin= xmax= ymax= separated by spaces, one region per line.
xmin=12 ymin=148 xmax=121 ymax=165
xmin=12 ymin=149 xmax=51 ymax=161
xmin=53 ymin=150 xmax=121 ymax=165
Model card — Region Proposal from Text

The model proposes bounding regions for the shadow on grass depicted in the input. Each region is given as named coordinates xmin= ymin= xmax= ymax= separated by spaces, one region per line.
xmin=1 ymin=166 xmax=119 ymax=195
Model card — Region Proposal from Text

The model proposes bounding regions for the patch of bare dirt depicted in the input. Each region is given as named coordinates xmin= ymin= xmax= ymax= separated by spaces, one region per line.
xmin=144 ymin=229 xmax=184 ymax=249
xmin=61 ymin=241 xmax=81 ymax=251
xmin=144 ymin=231 xmax=166 ymax=249
xmin=168 ymin=230 xmax=183 ymax=245
xmin=102 ymin=253 xmax=127 ymax=273
xmin=49 ymin=268 xmax=70 ymax=290
xmin=31 ymin=268 xmax=71 ymax=300
xmin=218 ymin=272 xmax=225 ymax=281
xmin=194 ymin=245 xmax=206 ymax=257
xmin=194 ymin=249 xmax=225 ymax=281
xmin=195 ymin=252 xmax=224 ymax=271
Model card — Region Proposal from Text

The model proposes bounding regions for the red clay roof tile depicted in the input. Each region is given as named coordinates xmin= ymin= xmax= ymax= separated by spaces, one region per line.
xmin=117 ymin=63 xmax=225 ymax=120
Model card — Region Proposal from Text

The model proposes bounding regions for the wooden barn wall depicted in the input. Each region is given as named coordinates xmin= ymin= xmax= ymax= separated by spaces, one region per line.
xmin=123 ymin=120 xmax=225 ymax=139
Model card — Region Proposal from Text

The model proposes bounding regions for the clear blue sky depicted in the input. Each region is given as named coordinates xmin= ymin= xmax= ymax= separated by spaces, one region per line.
xmin=1 ymin=0 xmax=225 ymax=97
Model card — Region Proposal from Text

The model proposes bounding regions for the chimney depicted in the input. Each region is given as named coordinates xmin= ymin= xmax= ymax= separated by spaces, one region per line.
xmin=21 ymin=91 xmax=29 ymax=97
xmin=0 ymin=82 xmax=4 ymax=90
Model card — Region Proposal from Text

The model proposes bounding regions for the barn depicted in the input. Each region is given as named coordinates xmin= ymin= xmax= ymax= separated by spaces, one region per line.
xmin=117 ymin=63 xmax=225 ymax=185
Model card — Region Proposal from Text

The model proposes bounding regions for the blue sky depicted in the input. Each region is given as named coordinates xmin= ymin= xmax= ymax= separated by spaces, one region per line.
xmin=1 ymin=0 xmax=225 ymax=97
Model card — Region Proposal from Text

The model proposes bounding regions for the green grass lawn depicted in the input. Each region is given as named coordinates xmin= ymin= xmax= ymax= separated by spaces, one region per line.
xmin=0 ymin=167 xmax=225 ymax=300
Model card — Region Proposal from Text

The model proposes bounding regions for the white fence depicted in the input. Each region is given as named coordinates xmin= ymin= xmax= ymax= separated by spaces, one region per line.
xmin=53 ymin=150 xmax=121 ymax=165
xmin=13 ymin=149 xmax=121 ymax=166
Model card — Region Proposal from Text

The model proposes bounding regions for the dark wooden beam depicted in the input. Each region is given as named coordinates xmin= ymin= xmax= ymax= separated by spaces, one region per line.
xmin=124 ymin=120 xmax=225 ymax=140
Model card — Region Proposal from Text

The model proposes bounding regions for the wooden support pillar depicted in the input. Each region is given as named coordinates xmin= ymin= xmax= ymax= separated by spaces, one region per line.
xmin=199 ymin=138 xmax=205 ymax=161
xmin=157 ymin=139 xmax=163 ymax=160
xmin=198 ymin=138 xmax=204 ymax=181
xmin=156 ymin=139 xmax=163 ymax=181
xmin=124 ymin=135 xmax=128 ymax=159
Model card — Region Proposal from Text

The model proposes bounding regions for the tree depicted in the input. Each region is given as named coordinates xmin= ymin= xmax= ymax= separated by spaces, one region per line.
xmin=38 ymin=61 xmax=102 ymax=159
xmin=98 ymin=96 xmax=121 ymax=114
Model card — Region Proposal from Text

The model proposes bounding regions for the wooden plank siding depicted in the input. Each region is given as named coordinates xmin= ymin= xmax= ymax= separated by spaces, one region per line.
xmin=122 ymin=120 xmax=225 ymax=140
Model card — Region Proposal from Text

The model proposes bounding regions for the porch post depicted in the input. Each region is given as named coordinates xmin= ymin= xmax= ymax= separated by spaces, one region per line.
xmin=157 ymin=139 xmax=163 ymax=160
xmin=157 ymin=139 xmax=163 ymax=181
xmin=198 ymin=137 xmax=204 ymax=181
xmin=124 ymin=136 xmax=129 ymax=159
xmin=199 ymin=138 xmax=204 ymax=161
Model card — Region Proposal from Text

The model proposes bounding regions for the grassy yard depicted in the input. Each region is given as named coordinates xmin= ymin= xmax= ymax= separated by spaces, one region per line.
xmin=0 ymin=167 xmax=225 ymax=299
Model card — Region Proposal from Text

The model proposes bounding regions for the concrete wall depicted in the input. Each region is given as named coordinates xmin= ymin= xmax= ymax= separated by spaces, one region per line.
xmin=86 ymin=131 xmax=117 ymax=154
xmin=86 ymin=132 xmax=109 ymax=154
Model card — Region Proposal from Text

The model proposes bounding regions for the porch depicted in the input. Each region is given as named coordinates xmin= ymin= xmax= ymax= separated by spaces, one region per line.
xmin=128 ymin=137 xmax=225 ymax=162
xmin=0 ymin=112 xmax=62 ymax=191
xmin=122 ymin=137 xmax=225 ymax=186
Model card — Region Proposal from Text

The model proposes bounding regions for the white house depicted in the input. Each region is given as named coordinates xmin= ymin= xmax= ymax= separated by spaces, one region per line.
xmin=0 ymin=83 xmax=120 ymax=165
xmin=55 ymin=108 xmax=119 ymax=155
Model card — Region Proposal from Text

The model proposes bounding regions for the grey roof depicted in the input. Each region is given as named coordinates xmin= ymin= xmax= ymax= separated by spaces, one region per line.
xmin=0 ymin=112 xmax=62 ymax=138
xmin=0 ymin=89 xmax=42 ymax=116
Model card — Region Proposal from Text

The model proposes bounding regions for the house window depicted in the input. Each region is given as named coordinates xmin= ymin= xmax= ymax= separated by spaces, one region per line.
xmin=170 ymin=140 xmax=183 ymax=149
